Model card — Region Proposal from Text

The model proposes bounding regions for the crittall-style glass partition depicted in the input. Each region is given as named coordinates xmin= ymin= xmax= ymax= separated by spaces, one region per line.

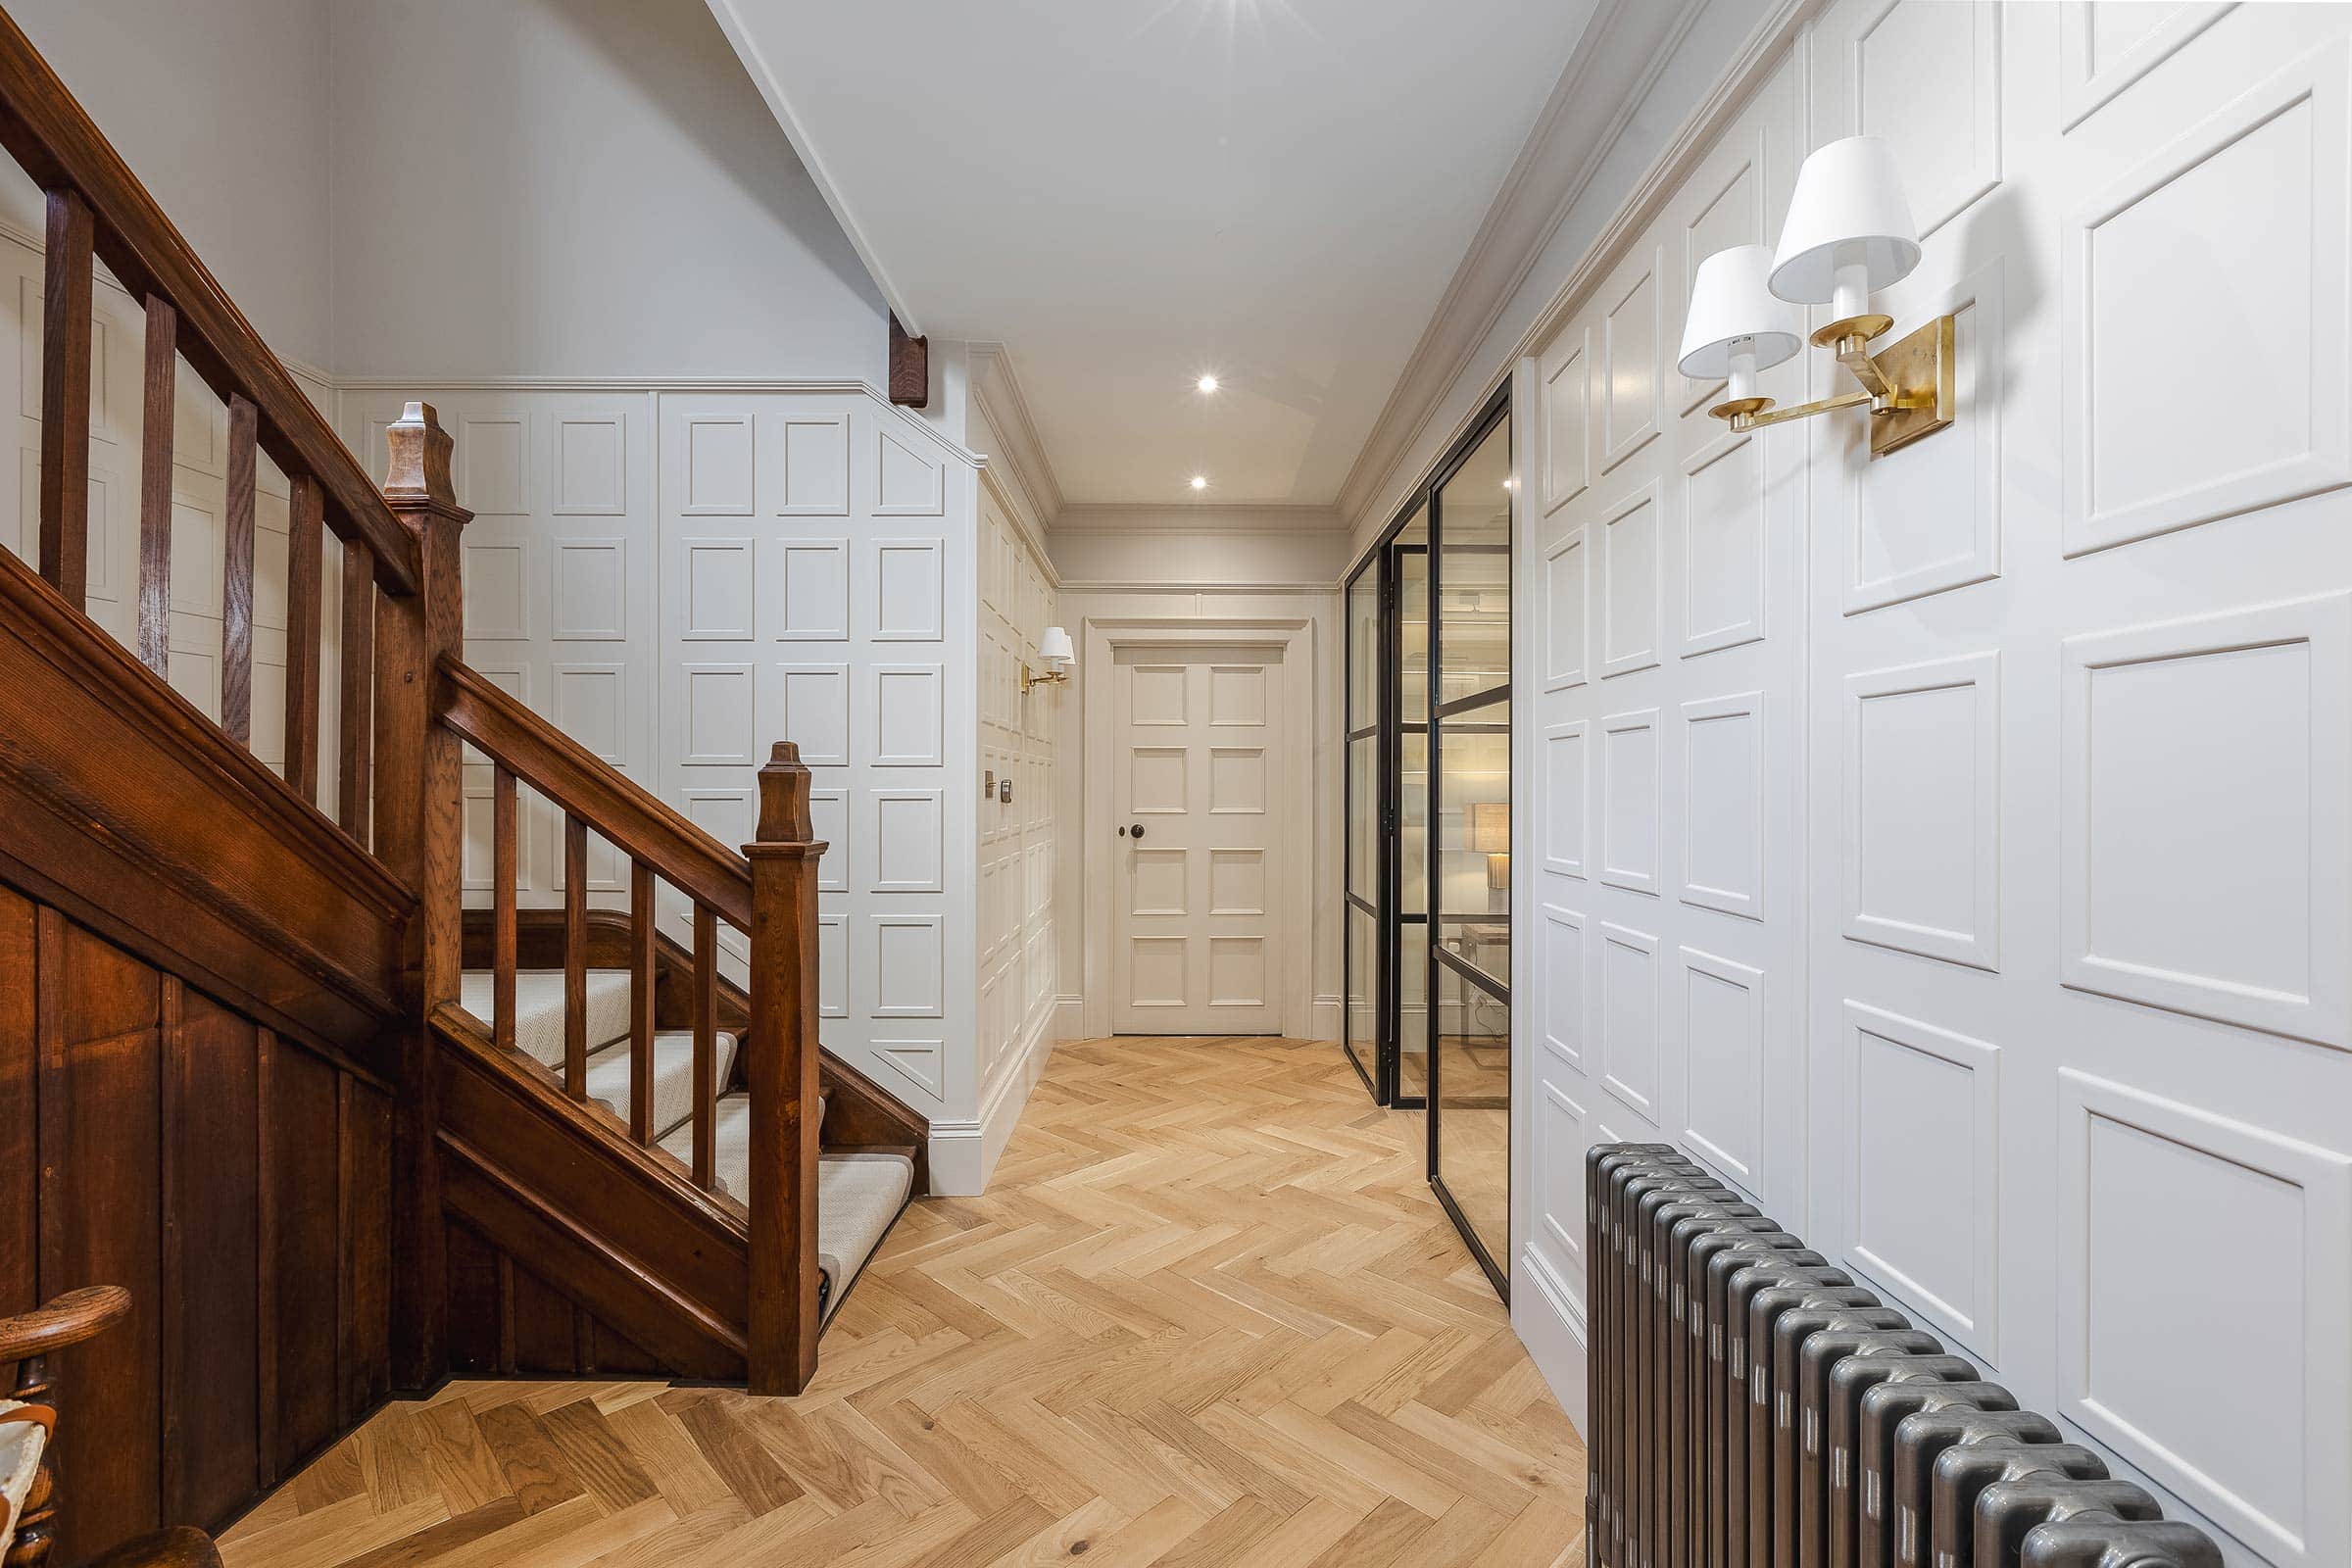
xmin=1428 ymin=399 xmax=1512 ymax=1296
xmin=1339 ymin=386 xmax=1513 ymax=1297
xmin=1342 ymin=501 xmax=1432 ymax=1108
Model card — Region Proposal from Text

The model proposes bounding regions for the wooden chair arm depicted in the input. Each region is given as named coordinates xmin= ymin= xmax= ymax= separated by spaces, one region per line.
xmin=0 ymin=1288 xmax=131 ymax=1362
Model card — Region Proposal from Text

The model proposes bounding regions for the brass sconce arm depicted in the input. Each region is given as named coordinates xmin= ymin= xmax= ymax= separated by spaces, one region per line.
xmin=1709 ymin=312 xmax=1955 ymax=458
xmin=1020 ymin=663 xmax=1068 ymax=694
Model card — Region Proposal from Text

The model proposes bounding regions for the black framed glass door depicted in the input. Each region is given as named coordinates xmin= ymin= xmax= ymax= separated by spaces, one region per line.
xmin=1428 ymin=390 xmax=1513 ymax=1298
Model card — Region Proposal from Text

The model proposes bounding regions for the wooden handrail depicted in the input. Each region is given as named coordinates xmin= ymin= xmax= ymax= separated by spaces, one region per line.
xmin=436 ymin=658 xmax=757 ymax=930
xmin=0 ymin=9 xmax=418 ymax=596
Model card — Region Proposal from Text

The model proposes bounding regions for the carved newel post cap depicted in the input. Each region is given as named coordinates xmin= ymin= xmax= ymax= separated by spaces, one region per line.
xmin=383 ymin=400 xmax=460 ymax=509
xmin=755 ymin=741 xmax=812 ymax=844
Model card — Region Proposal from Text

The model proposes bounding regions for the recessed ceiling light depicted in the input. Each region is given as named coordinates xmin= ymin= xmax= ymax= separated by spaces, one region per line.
xmin=1190 ymin=475 xmax=1208 ymax=490
xmin=1198 ymin=375 xmax=1219 ymax=393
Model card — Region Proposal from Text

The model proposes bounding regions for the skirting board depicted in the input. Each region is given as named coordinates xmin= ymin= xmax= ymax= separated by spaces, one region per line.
xmin=1515 ymin=1244 xmax=1589 ymax=1438
xmin=928 ymin=999 xmax=1058 ymax=1196
xmin=1311 ymin=993 xmax=1342 ymax=1043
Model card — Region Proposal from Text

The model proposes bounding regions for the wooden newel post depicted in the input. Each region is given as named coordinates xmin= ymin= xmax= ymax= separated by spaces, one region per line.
xmin=744 ymin=740 xmax=825 ymax=1394
xmin=370 ymin=401 xmax=471 ymax=1393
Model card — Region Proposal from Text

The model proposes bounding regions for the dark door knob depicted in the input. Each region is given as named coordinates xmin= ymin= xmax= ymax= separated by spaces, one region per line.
xmin=1129 ymin=823 xmax=1146 ymax=840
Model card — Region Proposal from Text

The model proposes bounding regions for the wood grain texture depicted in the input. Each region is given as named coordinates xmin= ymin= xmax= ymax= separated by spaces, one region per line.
xmin=35 ymin=184 xmax=90 ymax=608
xmin=220 ymin=395 xmax=257 ymax=746
xmin=280 ymin=476 xmax=324 ymax=803
xmin=221 ymin=1037 xmax=1588 ymax=1568
xmin=0 ymin=550 xmax=412 ymax=1057
xmin=0 ymin=895 xmax=395 ymax=1555
xmin=135 ymin=294 xmax=175 ymax=676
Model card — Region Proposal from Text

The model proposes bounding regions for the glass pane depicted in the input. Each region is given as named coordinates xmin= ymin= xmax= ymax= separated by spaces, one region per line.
xmin=1348 ymin=566 xmax=1380 ymax=732
xmin=1347 ymin=902 xmax=1378 ymax=1074
xmin=1396 ymin=518 xmax=1429 ymax=728
xmin=1435 ymin=417 xmax=1512 ymax=709
xmin=1399 ymin=724 xmax=1428 ymax=916
xmin=1436 ymin=958 xmax=1510 ymax=1265
xmin=1437 ymin=695 xmax=1511 ymax=992
xmin=1348 ymin=734 xmax=1377 ymax=893
xmin=1397 ymin=918 xmax=1429 ymax=1099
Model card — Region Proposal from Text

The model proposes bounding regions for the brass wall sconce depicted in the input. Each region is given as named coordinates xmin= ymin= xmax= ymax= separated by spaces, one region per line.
xmin=1020 ymin=624 xmax=1074 ymax=694
xmin=1681 ymin=136 xmax=1955 ymax=460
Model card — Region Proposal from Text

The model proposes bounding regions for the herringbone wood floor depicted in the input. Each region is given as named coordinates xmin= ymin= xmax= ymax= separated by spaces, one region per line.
xmin=218 ymin=1036 xmax=1588 ymax=1567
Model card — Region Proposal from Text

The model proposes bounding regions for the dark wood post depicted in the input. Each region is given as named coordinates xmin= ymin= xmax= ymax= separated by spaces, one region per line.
xmin=369 ymin=401 xmax=469 ymax=1392
xmin=744 ymin=741 xmax=824 ymax=1394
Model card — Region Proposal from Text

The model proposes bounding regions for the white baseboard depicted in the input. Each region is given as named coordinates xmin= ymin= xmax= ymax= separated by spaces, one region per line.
xmin=1053 ymin=993 xmax=1084 ymax=1042
xmin=1514 ymin=1244 xmax=1589 ymax=1437
xmin=927 ymin=1001 xmax=1058 ymax=1197
xmin=1311 ymin=993 xmax=1342 ymax=1042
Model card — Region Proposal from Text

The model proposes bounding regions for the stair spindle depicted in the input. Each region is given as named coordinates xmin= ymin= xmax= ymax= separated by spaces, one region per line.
xmin=693 ymin=902 xmax=717 ymax=1190
xmin=563 ymin=814 xmax=587 ymax=1099
xmin=629 ymin=859 xmax=656 ymax=1142
xmin=220 ymin=394 xmax=258 ymax=744
xmin=283 ymin=474 xmax=324 ymax=800
xmin=36 ymin=187 xmax=92 ymax=610
xmin=492 ymin=765 xmax=516 ymax=1056
xmin=135 ymin=294 xmax=176 ymax=674
xmin=337 ymin=540 xmax=375 ymax=843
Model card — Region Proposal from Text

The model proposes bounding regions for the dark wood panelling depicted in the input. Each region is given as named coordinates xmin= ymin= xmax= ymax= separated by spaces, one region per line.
xmin=165 ymin=991 xmax=259 ymax=1532
xmin=441 ymin=1216 xmax=718 ymax=1383
xmin=0 ymin=887 xmax=33 ymax=1327
xmin=0 ymin=887 xmax=395 ymax=1560
xmin=267 ymin=1036 xmax=341 ymax=1478
xmin=0 ymin=551 xmax=411 ymax=1060
xmin=46 ymin=914 xmax=166 ymax=1560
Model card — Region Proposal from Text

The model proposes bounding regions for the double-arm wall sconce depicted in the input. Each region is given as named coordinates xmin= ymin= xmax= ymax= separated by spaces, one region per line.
xmin=1021 ymin=625 xmax=1076 ymax=694
xmin=1681 ymin=135 xmax=1953 ymax=460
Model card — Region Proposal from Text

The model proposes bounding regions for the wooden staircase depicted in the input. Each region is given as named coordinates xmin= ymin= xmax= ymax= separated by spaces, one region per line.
xmin=0 ymin=4 xmax=926 ymax=1556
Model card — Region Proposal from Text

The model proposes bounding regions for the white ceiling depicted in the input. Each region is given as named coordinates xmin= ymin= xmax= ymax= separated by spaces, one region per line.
xmin=708 ymin=0 xmax=1602 ymax=509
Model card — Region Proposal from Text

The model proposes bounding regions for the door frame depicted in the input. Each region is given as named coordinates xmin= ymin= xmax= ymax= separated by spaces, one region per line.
xmin=1081 ymin=615 xmax=1318 ymax=1041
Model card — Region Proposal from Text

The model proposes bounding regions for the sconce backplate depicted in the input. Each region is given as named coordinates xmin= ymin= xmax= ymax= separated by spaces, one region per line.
xmin=1869 ymin=313 xmax=1955 ymax=459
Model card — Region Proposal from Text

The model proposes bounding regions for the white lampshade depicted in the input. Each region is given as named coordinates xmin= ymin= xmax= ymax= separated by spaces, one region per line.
xmin=1769 ymin=135 xmax=1920 ymax=312
xmin=1678 ymin=244 xmax=1803 ymax=381
xmin=1039 ymin=625 xmax=1074 ymax=668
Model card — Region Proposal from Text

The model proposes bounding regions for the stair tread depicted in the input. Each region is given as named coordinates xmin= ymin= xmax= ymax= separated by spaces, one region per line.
xmin=656 ymin=1096 xmax=908 ymax=1322
xmin=458 ymin=968 xmax=632 ymax=1071
xmin=581 ymin=1031 xmax=739 ymax=1144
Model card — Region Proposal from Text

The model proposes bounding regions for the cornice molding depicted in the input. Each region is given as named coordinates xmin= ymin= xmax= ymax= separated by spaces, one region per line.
xmin=966 ymin=341 xmax=1065 ymax=531
xmin=1337 ymin=0 xmax=1812 ymax=546
xmin=1052 ymin=503 xmax=1348 ymax=537
xmin=1334 ymin=0 xmax=1709 ymax=527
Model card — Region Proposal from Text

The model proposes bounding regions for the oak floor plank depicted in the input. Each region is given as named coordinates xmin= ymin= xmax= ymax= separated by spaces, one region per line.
xmin=221 ymin=1037 xmax=1587 ymax=1568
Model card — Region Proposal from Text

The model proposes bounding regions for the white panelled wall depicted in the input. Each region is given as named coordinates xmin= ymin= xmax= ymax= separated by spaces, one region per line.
xmin=342 ymin=381 xmax=1034 ymax=1195
xmin=975 ymin=481 xmax=1060 ymax=1178
xmin=1512 ymin=6 xmax=2352 ymax=1567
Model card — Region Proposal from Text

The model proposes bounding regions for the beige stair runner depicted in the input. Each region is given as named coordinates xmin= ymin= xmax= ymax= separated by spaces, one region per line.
xmin=458 ymin=969 xmax=909 ymax=1322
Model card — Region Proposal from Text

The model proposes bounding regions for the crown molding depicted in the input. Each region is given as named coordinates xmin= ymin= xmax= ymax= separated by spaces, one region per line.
xmin=1051 ymin=503 xmax=1348 ymax=537
xmin=1335 ymin=0 xmax=1718 ymax=529
xmin=967 ymin=341 xmax=1064 ymax=533
xmin=1340 ymin=0 xmax=1812 ymax=570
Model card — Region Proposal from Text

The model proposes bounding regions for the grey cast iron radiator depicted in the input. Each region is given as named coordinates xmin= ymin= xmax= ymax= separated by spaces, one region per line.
xmin=1583 ymin=1144 xmax=2227 ymax=1568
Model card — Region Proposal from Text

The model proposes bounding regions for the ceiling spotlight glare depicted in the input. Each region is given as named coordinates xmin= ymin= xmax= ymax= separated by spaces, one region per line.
xmin=1198 ymin=375 xmax=1219 ymax=393
xmin=1190 ymin=475 xmax=1208 ymax=490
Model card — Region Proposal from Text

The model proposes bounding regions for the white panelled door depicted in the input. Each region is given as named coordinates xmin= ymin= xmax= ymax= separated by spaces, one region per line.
xmin=1110 ymin=645 xmax=1285 ymax=1035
